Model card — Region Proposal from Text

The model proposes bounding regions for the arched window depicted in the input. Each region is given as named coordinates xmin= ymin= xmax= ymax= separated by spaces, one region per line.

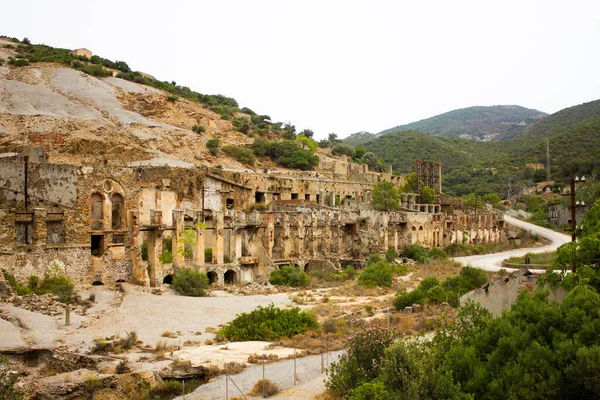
xmin=111 ymin=193 xmax=124 ymax=230
xmin=90 ymin=192 xmax=104 ymax=230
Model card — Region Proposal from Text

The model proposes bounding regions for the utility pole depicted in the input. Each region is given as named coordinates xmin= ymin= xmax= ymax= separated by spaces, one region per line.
xmin=570 ymin=177 xmax=577 ymax=243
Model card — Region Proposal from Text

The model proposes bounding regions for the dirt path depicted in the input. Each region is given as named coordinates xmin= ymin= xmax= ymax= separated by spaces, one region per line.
xmin=174 ymin=351 xmax=344 ymax=400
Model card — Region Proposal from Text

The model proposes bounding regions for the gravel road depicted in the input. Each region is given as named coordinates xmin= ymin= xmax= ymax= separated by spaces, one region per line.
xmin=454 ymin=214 xmax=570 ymax=272
xmin=175 ymin=350 xmax=344 ymax=400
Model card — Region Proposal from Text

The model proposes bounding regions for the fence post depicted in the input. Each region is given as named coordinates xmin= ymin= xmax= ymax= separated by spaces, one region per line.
xmin=263 ymin=363 xmax=265 ymax=398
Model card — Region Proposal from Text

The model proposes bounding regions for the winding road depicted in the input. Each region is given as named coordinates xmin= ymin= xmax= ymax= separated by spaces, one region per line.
xmin=454 ymin=214 xmax=571 ymax=272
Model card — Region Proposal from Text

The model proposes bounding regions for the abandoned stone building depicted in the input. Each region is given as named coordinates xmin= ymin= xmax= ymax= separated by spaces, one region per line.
xmin=0 ymin=149 xmax=506 ymax=287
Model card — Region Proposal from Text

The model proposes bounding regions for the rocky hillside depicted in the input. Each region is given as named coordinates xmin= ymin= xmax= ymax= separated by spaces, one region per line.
xmin=0 ymin=37 xmax=339 ymax=171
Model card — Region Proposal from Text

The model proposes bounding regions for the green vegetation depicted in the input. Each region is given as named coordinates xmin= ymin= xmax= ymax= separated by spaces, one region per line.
xmin=505 ymin=251 xmax=555 ymax=265
xmin=3 ymin=263 xmax=74 ymax=302
xmin=394 ymin=266 xmax=488 ymax=309
xmin=217 ymin=304 xmax=318 ymax=341
xmin=206 ymin=138 xmax=220 ymax=156
xmin=378 ymin=105 xmax=546 ymax=140
xmin=370 ymin=180 xmax=400 ymax=211
xmin=172 ymin=268 xmax=209 ymax=297
xmin=253 ymin=139 xmax=319 ymax=170
xmin=358 ymin=261 xmax=393 ymax=287
xmin=222 ymin=145 xmax=256 ymax=165
xmin=269 ymin=265 xmax=309 ymax=287
xmin=0 ymin=355 xmax=24 ymax=400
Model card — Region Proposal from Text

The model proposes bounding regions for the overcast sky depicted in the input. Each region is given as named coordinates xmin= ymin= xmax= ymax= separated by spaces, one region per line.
xmin=4 ymin=0 xmax=600 ymax=139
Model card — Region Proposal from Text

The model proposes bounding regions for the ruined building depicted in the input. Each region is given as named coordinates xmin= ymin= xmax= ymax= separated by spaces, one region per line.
xmin=0 ymin=150 xmax=506 ymax=287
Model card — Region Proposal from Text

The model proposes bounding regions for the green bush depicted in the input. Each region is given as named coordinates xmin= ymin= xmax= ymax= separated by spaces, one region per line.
xmin=149 ymin=380 xmax=182 ymax=399
xmin=172 ymin=268 xmax=209 ymax=297
xmin=385 ymin=248 xmax=398 ymax=262
xmin=222 ymin=145 xmax=256 ymax=165
xmin=326 ymin=325 xmax=396 ymax=396
xmin=269 ymin=265 xmax=309 ymax=287
xmin=402 ymin=244 xmax=428 ymax=263
xmin=358 ymin=261 xmax=393 ymax=287
xmin=331 ymin=144 xmax=356 ymax=158
xmin=217 ymin=304 xmax=318 ymax=341
xmin=349 ymin=381 xmax=390 ymax=400
xmin=428 ymin=247 xmax=448 ymax=260
xmin=38 ymin=264 xmax=74 ymax=303
xmin=204 ymin=247 xmax=213 ymax=263
xmin=192 ymin=125 xmax=206 ymax=134
xmin=206 ymin=138 xmax=220 ymax=156
xmin=11 ymin=58 xmax=29 ymax=67
xmin=159 ymin=248 xmax=173 ymax=264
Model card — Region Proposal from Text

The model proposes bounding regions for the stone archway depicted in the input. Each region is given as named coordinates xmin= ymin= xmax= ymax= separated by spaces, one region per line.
xmin=224 ymin=269 xmax=236 ymax=285
xmin=92 ymin=281 xmax=104 ymax=286
xmin=163 ymin=275 xmax=173 ymax=284
xmin=207 ymin=271 xmax=218 ymax=285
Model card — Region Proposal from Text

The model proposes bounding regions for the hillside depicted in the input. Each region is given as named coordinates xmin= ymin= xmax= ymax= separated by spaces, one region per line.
xmin=0 ymin=37 xmax=339 ymax=171
xmin=377 ymin=105 xmax=547 ymax=141
xmin=359 ymin=130 xmax=483 ymax=173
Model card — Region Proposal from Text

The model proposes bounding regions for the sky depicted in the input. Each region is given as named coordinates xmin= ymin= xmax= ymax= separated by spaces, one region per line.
xmin=4 ymin=0 xmax=600 ymax=140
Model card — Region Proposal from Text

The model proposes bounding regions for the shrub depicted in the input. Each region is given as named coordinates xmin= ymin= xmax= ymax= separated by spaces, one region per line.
xmin=149 ymin=380 xmax=182 ymax=399
xmin=159 ymin=248 xmax=173 ymax=264
xmin=349 ymin=381 xmax=390 ymax=400
xmin=204 ymin=247 xmax=213 ymax=262
xmin=192 ymin=125 xmax=206 ymax=134
xmin=385 ymin=248 xmax=398 ymax=262
xmin=358 ymin=261 xmax=393 ymax=287
xmin=248 ymin=379 xmax=280 ymax=397
xmin=166 ymin=95 xmax=178 ymax=102
xmin=172 ymin=268 xmax=209 ymax=297
xmin=12 ymin=58 xmax=29 ymax=67
xmin=331 ymin=144 xmax=356 ymax=158
xmin=39 ymin=263 xmax=74 ymax=303
xmin=402 ymin=244 xmax=428 ymax=263
xmin=222 ymin=145 xmax=256 ymax=165
xmin=206 ymin=138 xmax=220 ymax=156
xmin=218 ymin=304 xmax=318 ymax=341
xmin=0 ymin=355 xmax=25 ymax=400
xmin=326 ymin=326 xmax=396 ymax=396
xmin=269 ymin=265 xmax=309 ymax=287
xmin=428 ymin=247 xmax=448 ymax=260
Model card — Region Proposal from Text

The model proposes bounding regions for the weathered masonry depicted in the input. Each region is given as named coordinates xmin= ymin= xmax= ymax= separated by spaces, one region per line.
xmin=0 ymin=150 xmax=506 ymax=286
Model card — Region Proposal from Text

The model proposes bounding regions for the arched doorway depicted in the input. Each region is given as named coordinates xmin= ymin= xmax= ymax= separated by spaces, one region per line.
xmin=224 ymin=270 xmax=236 ymax=285
xmin=207 ymin=271 xmax=218 ymax=285
xmin=163 ymin=275 xmax=173 ymax=284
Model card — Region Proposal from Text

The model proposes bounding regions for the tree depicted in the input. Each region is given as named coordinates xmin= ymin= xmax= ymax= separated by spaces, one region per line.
xmin=298 ymin=129 xmax=314 ymax=139
xmin=421 ymin=186 xmax=436 ymax=204
xmin=295 ymin=135 xmax=318 ymax=153
xmin=354 ymin=147 xmax=366 ymax=160
xmin=371 ymin=181 xmax=400 ymax=211
xmin=400 ymin=172 xmax=419 ymax=193
xmin=362 ymin=152 xmax=383 ymax=172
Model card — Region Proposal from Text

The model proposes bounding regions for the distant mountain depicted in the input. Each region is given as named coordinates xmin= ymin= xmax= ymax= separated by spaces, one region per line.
xmin=518 ymin=99 xmax=600 ymax=139
xmin=343 ymin=131 xmax=376 ymax=147
xmin=378 ymin=105 xmax=547 ymax=141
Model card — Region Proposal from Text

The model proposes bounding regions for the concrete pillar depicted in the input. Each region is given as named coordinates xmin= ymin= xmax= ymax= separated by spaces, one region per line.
xmin=324 ymin=212 xmax=331 ymax=256
xmin=148 ymin=210 xmax=163 ymax=287
xmin=128 ymin=210 xmax=145 ymax=284
xmin=32 ymin=208 xmax=47 ymax=246
xmin=310 ymin=212 xmax=317 ymax=257
xmin=319 ymin=190 xmax=325 ymax=206
xmin=283 ymin=214 xmax=292 ymax=258
xmin=215 ymin=210 xmax=224 ymax=265
xmin=296 ymin=214 xmax=304 ymax=255
xmin=194 ymin=212 xmax=205 ymax=266
xmin=382 ymin=213 xmax=389 ymax=250
xmin=235 ymin=229 xmax=243 ymax=263
xmin=329 ymin=192 xmax=335 ymax=207
xmin=394 ymin=227 xmax=399 ymax=251
xmin=172 ymin=209 xmax=185 ymax=268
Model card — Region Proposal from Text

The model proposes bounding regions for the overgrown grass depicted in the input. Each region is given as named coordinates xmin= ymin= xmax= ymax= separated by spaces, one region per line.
xmin=505 ymin=251 xmax=555 ymax=265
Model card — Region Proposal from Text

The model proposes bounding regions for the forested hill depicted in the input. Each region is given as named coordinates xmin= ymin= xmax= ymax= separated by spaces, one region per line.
xmin=377 ymin=105 xmax=547 ymax=141
xmin=517 ymin=99 xmax=600 ymax=139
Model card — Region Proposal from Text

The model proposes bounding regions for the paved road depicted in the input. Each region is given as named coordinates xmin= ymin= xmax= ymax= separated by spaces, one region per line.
xmin=454 ymin=215 xmax=571 ymax=272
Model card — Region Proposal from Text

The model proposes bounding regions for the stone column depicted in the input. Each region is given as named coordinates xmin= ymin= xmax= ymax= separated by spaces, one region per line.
xmin=147 ymin=210 xmax=163 ymax=287
xmin=214 ymin=210 xmax=224 ymax=265
xmin=319 ymin=190 xmax=325 ymax=206
xmin=336 ymin=218 xmax=343 ymax=255
xmin=282 ymin=213 xmax=291 ymax=259
xmin=32 ymin=208 xmax=47 ymax=246
xmin=128 ymin=210 xmax=145 ymax=284
xmin=310 ymin=212 xmax=317 ymax=257
xmin=172 ymin=209 xmax=185 ymax=268
xmin=194 ymin=211 xmax=205 ymax=266
xmin=382 ymin=213 xmax=389 ymax=250
xmin=323 ymin=212 xmax=331 ymax=256
xmin=296 ymin=214 xmax=304 ymax=255
xmin=235 ymin=229 xmax=243 ymax=263
xmin=329 ymin=193 xmax=336 ymax=207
